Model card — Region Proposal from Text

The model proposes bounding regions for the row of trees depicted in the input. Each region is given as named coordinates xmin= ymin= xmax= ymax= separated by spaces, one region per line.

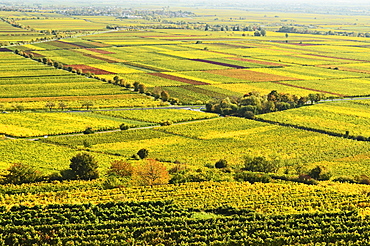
xmin=205 ymin=90 xmax=326 ymax=118
xmin=4 ymin=149 xmax=369 ymax=187
xmin=0 ymin=148 xmax=161 ymax=185
xmin=278 ymin=26 xmax=370 ymax=38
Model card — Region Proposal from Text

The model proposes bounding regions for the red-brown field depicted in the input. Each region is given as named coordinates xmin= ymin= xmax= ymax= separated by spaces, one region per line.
xmin=67 ymin=64 xmax=116 ymax=75
xmin=207 ymin=69 xmax=300 ymax=82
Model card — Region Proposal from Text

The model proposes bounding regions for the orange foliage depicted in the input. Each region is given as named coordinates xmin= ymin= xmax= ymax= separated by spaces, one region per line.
xmin=134 ymin=159 xmax=170 ymax=186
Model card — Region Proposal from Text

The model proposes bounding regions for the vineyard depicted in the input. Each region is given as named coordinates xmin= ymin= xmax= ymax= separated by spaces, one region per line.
xmin=1 ymin=3 xmax=370 ymax=245
xmin=258 ymin=100 xmax=370 ymax=139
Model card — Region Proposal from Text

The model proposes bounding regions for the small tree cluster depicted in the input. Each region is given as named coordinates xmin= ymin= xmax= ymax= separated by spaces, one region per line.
xmin=206 ymin=90 xmax=319 ymax=116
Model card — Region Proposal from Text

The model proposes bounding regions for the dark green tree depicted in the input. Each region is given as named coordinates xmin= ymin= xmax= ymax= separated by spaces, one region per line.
xmin=215 ymin=159 xmax=228 ymax=169
xmin=120 ymin=123 xmax=130 ymax=130
xmin=133 ymin=82 xmax=140 ymax=92
xmin=243 ymin=156 xmax=281 ymax=173
xmin=69 ymin=153 xmax=99 ymax=180
xmin=137 ymin=148 xmax=149 ymax=159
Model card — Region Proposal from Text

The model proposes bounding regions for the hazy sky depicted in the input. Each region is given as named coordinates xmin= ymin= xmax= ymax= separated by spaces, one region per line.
xmin=4 ymin=0 xmax=370 ymax=8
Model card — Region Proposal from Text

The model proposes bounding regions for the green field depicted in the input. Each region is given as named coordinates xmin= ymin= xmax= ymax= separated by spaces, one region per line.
xmin=258 ymin=100 xmax=370 ymax=138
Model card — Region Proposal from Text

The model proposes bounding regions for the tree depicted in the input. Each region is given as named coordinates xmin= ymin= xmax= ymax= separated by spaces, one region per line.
xmin=2 ymin=163 xmax=42 ymax=184
xmin=59 ymin=102 xmax=67 ymax=111
xmin=285 ymin=33 xmax=289 ymax=38
xmin=120 ymin=123 xmax=130 ymax=130
xmin=161 ymin=90 xmax=170 ymax=102
xmin=260 ymin=29 xmax=266 ymax=36
xmin=69 ymin=153 xmax=99 ymax=180
xmin=13 ymin=104 xmax=24 ymax=112
xmin=133 ymin=82 xmax=140 ymax=92
xmin=215 ymin=159 xmax=228 ymax=169
xmin=108 ymin=160 xmax=134 ymax=177
xmin=45 ymin=102 xmax=55 ymax=111
xmin=83 ymin=127 xmax=94 ymax=134
xmin=82 ymin=102 xmax=93 ymax=110
xmin=137 ymin=148 xmax=149 ymax=159
xmin=243 ymin=156 xmax=281 ymax=173
xmin=308 ymin=166 xmax=332 ymax=181
xmin=134 ymin=159 xmax=170 ymax=186
xmin=138 ymin=83 xmax=146 ymax=93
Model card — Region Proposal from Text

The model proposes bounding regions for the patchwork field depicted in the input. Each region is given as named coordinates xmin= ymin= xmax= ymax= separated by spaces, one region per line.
xmin=0 ymin=51 xmax=162 ymax=109
xmin=2 ymin=6 xmax=370 ymax=245
xmin=12 ymin=25 xmax=370 ymax=104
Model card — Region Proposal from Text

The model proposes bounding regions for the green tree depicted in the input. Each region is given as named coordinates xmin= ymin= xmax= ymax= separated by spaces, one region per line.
xmin=133 ymin=81 xmax=140 ymax=91
xmin=215 ymin=159 xmax=228 ymax=169
xmin=137 ymin=148 xmax=149 ymax=159
xmin=69 ymin=153 xmax=99 ymax=180
xmin=83 ymin=127 xmax=94 ymax=134
xmin=308 ymin=166 xmax=332 ymax=181
xmin=243 ymin=156 xmax=281 ymax=173
xmin=119 ymin=123 xmax=130 ymax=130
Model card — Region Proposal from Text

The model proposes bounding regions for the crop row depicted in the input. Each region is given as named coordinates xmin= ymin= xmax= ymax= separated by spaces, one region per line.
xmin=1 ymin=200 xmax=370 ymax=245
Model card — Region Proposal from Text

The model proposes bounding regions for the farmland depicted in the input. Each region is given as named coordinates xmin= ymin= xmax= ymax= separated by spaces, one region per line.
xmin=2 ymin=3 xmax=370 ymax=245
xmin=258 ymin=100 xmax=370 ymax=138
xmin=12 ymin=25 xmax=370 ymax=104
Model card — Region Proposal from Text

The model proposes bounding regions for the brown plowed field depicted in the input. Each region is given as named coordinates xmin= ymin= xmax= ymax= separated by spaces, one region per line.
xmin=67 ymin=64 xmax=115 ymax=75
xmin=207 ymin=69 xmax=299 ymax=82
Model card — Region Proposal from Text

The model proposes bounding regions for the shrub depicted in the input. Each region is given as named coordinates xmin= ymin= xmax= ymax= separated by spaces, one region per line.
xmin=308 ymin=166 xmax=332 ymax=181
xmin=234 ymin=171 xmax=271 ymax=184
xmin=215 ymin=159 xmax=228 ymax=169
xmin=243 ymin=156 xmax=281 ymax=173
xmin=160 ymin=120 xmax=173 ymax=126
xmin=2 ymin=163 xmax=42 ymax=184
xmin=83 ymin=127 xmax=94 ymax=134
xmin=119 ymin=123 xmax=130 ymax=130
xmin=356 ymin=175 xmax=370 ymax=185
xmin=137 ymin=148 xmax=149 ymax=159
xmin=333 ymin=176 xmax=357 ymax=184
